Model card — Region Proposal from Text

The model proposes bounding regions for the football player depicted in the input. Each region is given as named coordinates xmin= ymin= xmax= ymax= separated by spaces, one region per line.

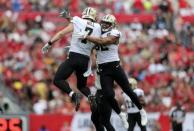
xmin=42 ymin=7 xmax=101 ymax=111
xmin=91 ymin=72 xmax=115 ymax=131
xmin=75 ymin=14 xmax=147 ymax=126
xmin=169 ymin=102 xmax=186 ymax=131
xmin=122 ymin=78 xmax=147 ymax=131
xmin=82 ymin=48 xmax=115 ymax=131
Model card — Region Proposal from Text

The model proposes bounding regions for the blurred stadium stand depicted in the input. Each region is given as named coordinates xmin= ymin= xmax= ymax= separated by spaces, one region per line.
xmin=0 ymin=80 xmax=22 ymax=113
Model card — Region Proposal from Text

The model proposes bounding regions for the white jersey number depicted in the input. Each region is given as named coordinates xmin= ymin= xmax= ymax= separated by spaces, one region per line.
xmin=81 ymin=27 xmax=93 ymax=44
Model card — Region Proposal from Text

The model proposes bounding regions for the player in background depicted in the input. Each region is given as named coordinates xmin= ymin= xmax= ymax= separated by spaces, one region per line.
xmin=121 ymin=78 xmax=147 ymax=131
xmin=169 ymin=102 xmax=186 ymax=131
xmin=42 ymin=7 xmax=101 ymax=111
xmin=91 ymin=72 xmax=115 ymax=131
xmin=75 ymin=14 xmax=147 ymax=127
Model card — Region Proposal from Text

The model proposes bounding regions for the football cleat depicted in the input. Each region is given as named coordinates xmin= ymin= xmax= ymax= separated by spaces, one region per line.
xmin=71 ymin=93 xmax=82 ymax=111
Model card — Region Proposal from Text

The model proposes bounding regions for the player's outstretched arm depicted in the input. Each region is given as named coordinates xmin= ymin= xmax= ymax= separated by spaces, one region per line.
xmin=73 ymin=31 xmax=118 ymax=46
xmin=50 ymin=23 xmax=73 ymax=44
xmin=42 ymin=23 xmax=73 ymax=54
xmin=86 ymin=35 xmax=118 ymax=46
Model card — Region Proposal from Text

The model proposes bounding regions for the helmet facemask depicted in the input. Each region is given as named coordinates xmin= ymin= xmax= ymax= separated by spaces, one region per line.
xmin=100 ymin=14 xmax=116 ymax=32
xmin=100 ymin=21 xmax=114 ymax=32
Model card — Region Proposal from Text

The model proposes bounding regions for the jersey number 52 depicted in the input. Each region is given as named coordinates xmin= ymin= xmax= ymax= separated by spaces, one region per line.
xmin=95 ymin=45 xmax=109 ymax=51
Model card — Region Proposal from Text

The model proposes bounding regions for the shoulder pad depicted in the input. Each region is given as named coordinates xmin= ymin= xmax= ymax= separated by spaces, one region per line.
xmin=110 ymin=29 xmax=121 ymax=37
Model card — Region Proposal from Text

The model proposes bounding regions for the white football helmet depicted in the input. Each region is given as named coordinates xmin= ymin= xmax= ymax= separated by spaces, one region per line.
xmin=128 ymin=78 xmax=137 ymax=90
xmin=82 ymin=7 xmax=97 ymax=22
xmin=101 ymin=14 xmax=116 ymax=32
